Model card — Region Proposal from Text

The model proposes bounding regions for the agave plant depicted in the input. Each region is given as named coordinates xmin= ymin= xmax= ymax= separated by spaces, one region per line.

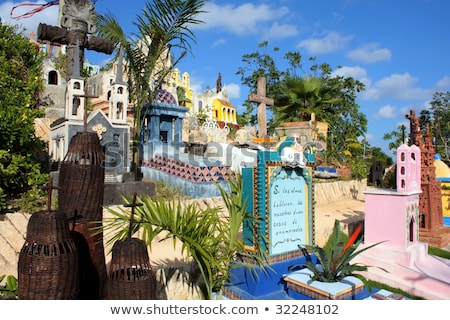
xmin=294 ymin=220 xmax=386 ymax=288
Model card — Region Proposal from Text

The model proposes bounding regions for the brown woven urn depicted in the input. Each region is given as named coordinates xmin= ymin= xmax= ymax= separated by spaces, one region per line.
xmin=17 ymin=210 xmax=79 ymax=299
xmin=58 ymin=131 xmax=107 ymax=299
xmin=103 ymin=237 xmax=157 ymax=300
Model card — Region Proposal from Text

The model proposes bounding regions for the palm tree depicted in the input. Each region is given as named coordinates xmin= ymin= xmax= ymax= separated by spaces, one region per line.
xmin=96 ymin=0 xmax=207 ymax=180
xmin=275 ymin=76 xmax=341 ymax=124
xmin=101 ymin=174 xmax=269 ymax=299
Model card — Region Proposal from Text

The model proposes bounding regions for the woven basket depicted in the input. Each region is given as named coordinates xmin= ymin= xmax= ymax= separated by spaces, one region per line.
xmin=17 ymin=210 xmax=79 ymax=299
xmin=59 ymin=131 xmax=105 ymax=223
xmin=104 ymin=238 xmax=157 ymax=300
xmin=58 ymin=131 xmax=107 ymax=298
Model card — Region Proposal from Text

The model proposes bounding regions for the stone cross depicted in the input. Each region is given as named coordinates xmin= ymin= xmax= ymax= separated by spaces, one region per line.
xmin=37 ymin=0 xmax=114 ymax=80
xmin=248 ymin=77 xmax=274 ymax=138
xmin=405 ymin=109 xmax=421 ymax=146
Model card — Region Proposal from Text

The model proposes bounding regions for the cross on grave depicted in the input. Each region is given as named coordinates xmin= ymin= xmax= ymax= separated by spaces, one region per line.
xmin=37 ymin=0 xmax=114 ymax=80
xmin=248 ymin=77 xmax=274 ymax=138
xmin=39 ymin=177 xmax=60 ymax=211
xmin=124 ymin=193 xmax=143 ymax=239
xmin=73 ymin=83 xmax=99 ymax=132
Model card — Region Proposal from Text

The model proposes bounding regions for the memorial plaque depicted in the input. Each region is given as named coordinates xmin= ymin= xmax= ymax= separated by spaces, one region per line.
xmin=268 ymin=167 xmax=309 ymax=255
xmin=242 ymin=141 xmax=314 ymax=261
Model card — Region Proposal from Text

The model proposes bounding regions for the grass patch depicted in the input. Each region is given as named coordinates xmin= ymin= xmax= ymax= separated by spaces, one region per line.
xmin=428 ymin=246 xmax=450 ymax=260
xmin=366 ymin=279 xmax=425 ymax=300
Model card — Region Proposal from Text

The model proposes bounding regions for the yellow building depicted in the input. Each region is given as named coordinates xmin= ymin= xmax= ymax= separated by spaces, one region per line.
xmin=211 ymin=98 xmax=237 ymax=124
xmin=434 ymin=154 xmax=450 ymax=217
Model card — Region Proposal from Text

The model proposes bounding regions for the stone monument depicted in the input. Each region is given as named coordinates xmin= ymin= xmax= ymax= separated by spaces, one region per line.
xmin=406 ymin=110 xmax=450 ymax=247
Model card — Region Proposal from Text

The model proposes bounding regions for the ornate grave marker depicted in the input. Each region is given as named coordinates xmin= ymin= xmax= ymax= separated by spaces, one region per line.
xmin=406 ymin=110 xmax=450 ymax=247
xmin=242 ymin=137 xmax=315 ymax=261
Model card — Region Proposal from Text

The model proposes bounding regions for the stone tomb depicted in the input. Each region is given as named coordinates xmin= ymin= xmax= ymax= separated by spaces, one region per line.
xmin=223 ymin=137 xmax=317 ymax=299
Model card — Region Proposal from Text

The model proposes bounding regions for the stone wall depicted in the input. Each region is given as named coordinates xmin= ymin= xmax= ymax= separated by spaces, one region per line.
xmin=314 ymin=179 xmax=368 ymax=205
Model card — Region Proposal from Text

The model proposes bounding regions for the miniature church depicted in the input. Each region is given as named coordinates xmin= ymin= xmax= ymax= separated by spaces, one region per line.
xmin=48 ymin=44 xmax=130 ymax=181
xmin=363 ymin=143 xmax=422 ymax=249
xmin=353 ymin=143 xmax=450 ymax=299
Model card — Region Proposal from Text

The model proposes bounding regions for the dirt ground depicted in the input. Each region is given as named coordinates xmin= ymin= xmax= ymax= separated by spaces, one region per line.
xmin=314 ymin=195 xmax=366 ymax=247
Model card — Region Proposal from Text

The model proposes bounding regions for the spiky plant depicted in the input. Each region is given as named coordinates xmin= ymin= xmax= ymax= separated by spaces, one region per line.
xmin=298 ymin=220 xmax=386 ymax=288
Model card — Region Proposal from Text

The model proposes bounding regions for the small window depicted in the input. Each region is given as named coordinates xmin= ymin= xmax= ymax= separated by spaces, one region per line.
xmin=48 ymin=70 xmax=58 ymax=85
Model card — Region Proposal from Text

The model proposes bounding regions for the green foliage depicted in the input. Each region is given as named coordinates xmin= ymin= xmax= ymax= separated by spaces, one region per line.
xmin=0 ymin=275 xmax=18 ymax=299
xmin=237 ymin=41 xmax=368 ymax=167
xmin=0 ymin=188 xmax=6 ymax=211
xmin=428 ymin=246 xmax=450 ymax=260
xmin=383 ymin=124 xmax=408 ymax=156
xmin=102 ymin=174 xmax=268 ymax=299
xmin=428 ymin=92 xmax=450 ymax=160
xmin=0 ymin=24 xmax=48 ymax=210
xmin=295 ymin=220 xmax=386 ymax=289
xmin=275 ymin=76 xmax=341 ymax=124
xmin=347 ymin=156 xmax=370 ymax=181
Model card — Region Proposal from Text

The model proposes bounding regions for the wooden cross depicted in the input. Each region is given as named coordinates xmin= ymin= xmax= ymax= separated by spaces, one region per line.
xmin=248 ymin=77 xmax=274 ymax=138
xmin=124 ymin=193 xmax=143 ymax=239
xmin=39 ymin=177 xmax=60 ymax=211
xmin=73 ymin=85 xmax=98 ymax=132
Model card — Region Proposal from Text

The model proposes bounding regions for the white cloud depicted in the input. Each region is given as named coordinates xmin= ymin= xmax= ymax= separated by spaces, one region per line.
xmin=362 ymin=73 xmax=432 ymax=101
xmin=263 ymin=22 xmax=298 ymax=40
xmin=297 ymin=31 xmax=353 ymax=55
xmin=211 ymin=38 xmax=226 ymax=48
xmin=331 ymin=65 xmax=367 ymax=79
xmin=0 ymin=1 xmax=58 ymax=35
xmin=346 ymin=43 xmax=391 ymax=63
xmin=376 ymin=104 xmax=397 ymax=119
xmin=364 ymin=132 xmax=374 ymax=141
xmin=194 ymin=2 xmax=290 ymax=36
xmin=436 ymin=76 xmax=450 ymax=91
xmin=224 ymin=83 xmax=241 ymax=100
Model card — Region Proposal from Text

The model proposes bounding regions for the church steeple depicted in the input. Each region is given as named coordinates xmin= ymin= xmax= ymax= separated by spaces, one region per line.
xmin=65 ymin=40 xmax=85 ymax=120
xmin=113 ymin=47 xmax=126 ymax=85
xmin=110 ymin=47 xmax=128 ymax=123
xmin=216 ymin=72 xmax=222 ymax=93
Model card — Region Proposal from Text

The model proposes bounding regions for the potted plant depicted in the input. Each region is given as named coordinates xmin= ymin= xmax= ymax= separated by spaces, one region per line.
xmin=285 ymin=220 xmax=387 ymax=299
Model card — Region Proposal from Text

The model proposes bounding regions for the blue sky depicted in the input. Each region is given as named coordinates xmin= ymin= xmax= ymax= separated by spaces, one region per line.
xmin=2 ymin=0 xmax=450 ymax=158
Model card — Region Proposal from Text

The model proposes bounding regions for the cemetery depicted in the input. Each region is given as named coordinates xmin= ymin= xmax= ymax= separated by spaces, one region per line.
xmin=1 ymin=0 xmax=450 ymax=301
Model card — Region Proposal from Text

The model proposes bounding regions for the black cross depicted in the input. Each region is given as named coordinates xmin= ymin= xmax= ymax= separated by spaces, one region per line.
xmin=124 ymin=192 xmax=143 ymax=239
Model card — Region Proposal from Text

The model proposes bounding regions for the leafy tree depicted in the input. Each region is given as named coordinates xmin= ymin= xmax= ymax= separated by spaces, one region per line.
xmin=275 ymin=76 xmax=341 ymax=123
xmin=96 ymin=0 xmax=207 ymax=180
xmin=383 ymin=124 xmax=407 ymax=156
xmin=368 ymin=146 xmax=393 ymax=167
xmin=428 ymin=92 xmax=450 ymax=160
xmin=0 ymin=24 xmax=48 ymax=211
xmin=237 ymin=42 xmax=368 ymax=178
